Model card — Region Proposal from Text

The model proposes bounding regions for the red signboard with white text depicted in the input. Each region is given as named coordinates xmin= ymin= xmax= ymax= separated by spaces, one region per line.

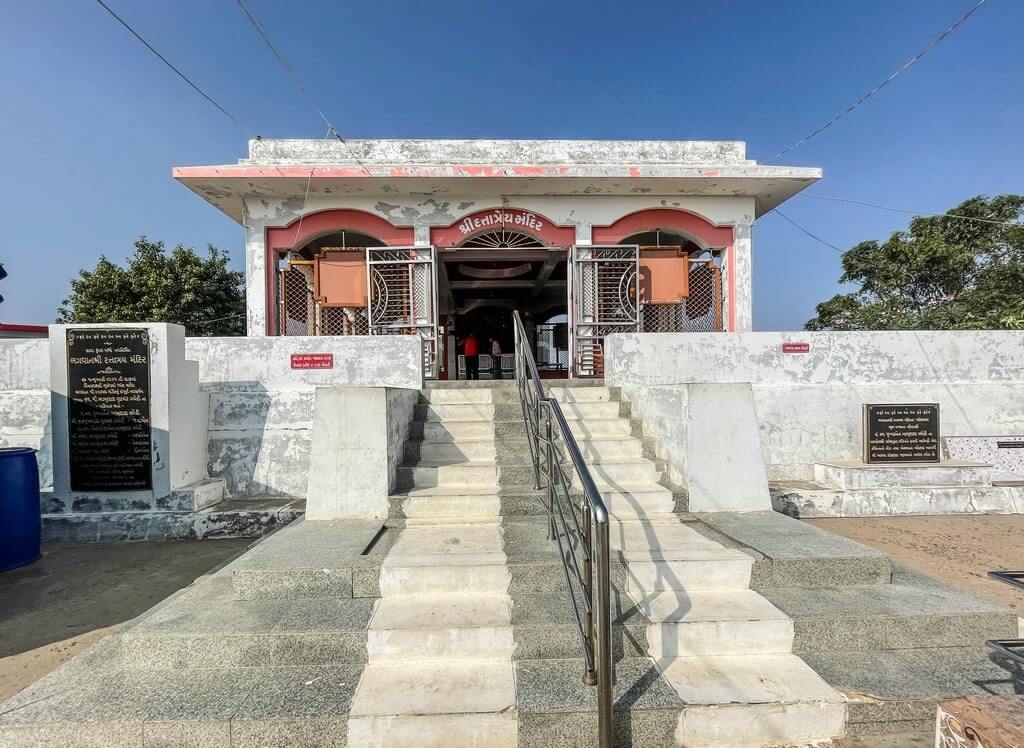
xmin=782 ymin=342 xmax=810 ymax=354
xmin=291 ymin=353 xmax=334 ymax=370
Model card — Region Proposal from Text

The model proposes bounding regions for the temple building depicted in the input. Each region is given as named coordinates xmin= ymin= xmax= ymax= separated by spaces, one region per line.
xmin=174 ymin=139 xmax=820 ymax=376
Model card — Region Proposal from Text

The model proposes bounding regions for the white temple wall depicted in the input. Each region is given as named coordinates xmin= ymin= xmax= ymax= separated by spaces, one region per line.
xmin=607 ymin=331 xmax=1024 ymax=481
xmin=0 ymin=335 xmax=422 ymax=499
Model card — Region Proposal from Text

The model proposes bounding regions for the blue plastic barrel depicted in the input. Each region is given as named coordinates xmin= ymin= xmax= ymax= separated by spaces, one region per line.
xmin=0 ymin=447 xmax=42 ymax=572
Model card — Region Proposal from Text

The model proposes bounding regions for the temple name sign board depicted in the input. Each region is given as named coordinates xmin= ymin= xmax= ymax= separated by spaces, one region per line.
xmin=863 ymin=403 xmax=940 ymax=464
xmin=66 ymin=328 xmax=153 ymax=491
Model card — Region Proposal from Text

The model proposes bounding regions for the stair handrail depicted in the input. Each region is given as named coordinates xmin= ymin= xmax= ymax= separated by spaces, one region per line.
xmin=512 ymin=310 xmax=614 ymax=748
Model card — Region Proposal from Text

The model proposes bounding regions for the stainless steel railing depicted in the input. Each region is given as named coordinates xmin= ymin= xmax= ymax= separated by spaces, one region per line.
xmin=513 ymin=310 xmax=614 ymax=748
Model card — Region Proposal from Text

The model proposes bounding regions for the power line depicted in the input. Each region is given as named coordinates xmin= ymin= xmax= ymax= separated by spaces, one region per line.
xmin=233 ymin=0 xmax=374 ymax=178
xmin=774 ymin=0 xmax=987 ymax=158
xmin=94 ymin=0 xmax=248 ymax=132
xmin=798 ymin=192 xmax=1024 ymax=227
xmin=233 ymin=0 xmax=336 ymax=137
xmin=772 ymin=209 xmax=844 ymax=253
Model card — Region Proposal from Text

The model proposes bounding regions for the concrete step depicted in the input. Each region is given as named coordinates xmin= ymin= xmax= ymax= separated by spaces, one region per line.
xmin=515 ymin=657 xmax=683 ymax=748
xmin=625 ymin=553 xmax=753 ymax=596
xmin=416 ymin=402 xmax=496 ymax=422
xmin=412 ymin=439 xmax=497 ymax=463
xmin=419 ymin=420 xmax=495 ymax=441
xmin=420 ymin=388 xmax=494 ymax=404
xmin=367 ymin=594 xmax=513 ymax=662
xmin=762 ymin=566 xmax=1020 ymax=653
xmin=609 ymin=519 xmax=731 ymax=555
xmin=665 ymin=653 xmax=846 ymax=747
xmin=511 ymin=592 xmax=650 ymax=660
xmin=574 ymin=437 xmax=644 ymax=461
xmin=121 ymin=582 xmax=375 ymax=668
xmin=640 ymin=589 xmax=794 ymax=659
xmin=557 ymin=401 xmax=623 ymax=420
xmin=601 ymin=487 xmax=677 ymax=518
xmin=397 ymin=494 xmax=502 ymax=522
xmin=576 ymin=459 xmax=660 ymax=486
xmin=380 ymin=524 xmax=510 ymax=595
xmin=403 ymin=462 xmax=497 ymax=489
xmin=226 ymin=518 xmax=385 ymax=600
xmin=566 ymin=418 xmax=632 ymax=438
xmin=802 ymin=646 xmax=1021 ymax=740
xmin=548 ymin=386 xmax=613 ymax=403
xmin=347 ymin=661 xmax=517 ymax=747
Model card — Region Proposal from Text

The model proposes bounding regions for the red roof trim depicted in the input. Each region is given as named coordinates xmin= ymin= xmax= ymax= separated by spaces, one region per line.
xmin=0 ymin=324 xmax=48 ymax=333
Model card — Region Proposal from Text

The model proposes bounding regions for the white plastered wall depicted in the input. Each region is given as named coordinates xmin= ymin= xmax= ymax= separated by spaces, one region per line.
xmin=607 ymin=331 xmax=1024 ymax=482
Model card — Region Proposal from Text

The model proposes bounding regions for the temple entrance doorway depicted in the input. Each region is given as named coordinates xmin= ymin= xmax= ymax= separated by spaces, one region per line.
xmin=437 ymin=228 xmax=569 ymax=380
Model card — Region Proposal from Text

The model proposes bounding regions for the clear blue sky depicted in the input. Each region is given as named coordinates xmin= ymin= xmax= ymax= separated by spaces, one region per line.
xmin=1 ymin=0 xmax=1021 ymax=330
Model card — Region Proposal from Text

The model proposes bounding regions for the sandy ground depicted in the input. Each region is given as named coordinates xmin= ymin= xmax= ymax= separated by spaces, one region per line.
xmin=0 ymin=539 xmax=250 ymax=702
xmin=806 ymin=514 xmax=1024 ymax=617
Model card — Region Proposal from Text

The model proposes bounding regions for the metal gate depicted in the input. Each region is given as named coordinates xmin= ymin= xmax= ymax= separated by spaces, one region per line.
xmin=367 ymin=246 xmax=439 ymax=378
xmin=570 ymin=245 xmax=640 ymax=377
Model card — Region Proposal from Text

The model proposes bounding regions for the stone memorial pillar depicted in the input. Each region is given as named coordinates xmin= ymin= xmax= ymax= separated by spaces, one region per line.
xmin=48 ymin=323 xmax=215 ymax=512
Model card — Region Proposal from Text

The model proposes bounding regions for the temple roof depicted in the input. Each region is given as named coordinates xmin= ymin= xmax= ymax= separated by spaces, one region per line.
xmin=174 ymin=139 xmax=821 ymax=223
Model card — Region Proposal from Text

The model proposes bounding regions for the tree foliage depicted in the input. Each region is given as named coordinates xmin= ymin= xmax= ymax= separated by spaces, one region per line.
xmin=58 ymin=238 xmax=245 ymax=336
xmin=805 ymin=195 xmax=1024 ymax=331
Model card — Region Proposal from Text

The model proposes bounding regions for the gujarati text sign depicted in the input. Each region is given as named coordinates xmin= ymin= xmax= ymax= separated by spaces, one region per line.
xmin=863 ymin=403 xmax=940 ymax=464
xmin=291 ymin=353 xmax=334 ymax=370
xmin=67 ymin=328 xmax=152 ymax=491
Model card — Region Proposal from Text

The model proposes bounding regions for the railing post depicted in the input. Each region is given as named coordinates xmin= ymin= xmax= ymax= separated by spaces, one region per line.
xmin=544 ymin=411 xmax=556 ymax=542
xmin=582 ymin=502 xmax=597 ymax=686
xmin=532 ymin=392 xmax=542 ymax=490
xmin=596 ymin=519 xmax=614 ymax=748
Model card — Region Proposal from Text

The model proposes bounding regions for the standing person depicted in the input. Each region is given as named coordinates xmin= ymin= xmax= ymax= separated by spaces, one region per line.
xmin=490 ymin=337 xmax=502 ymax=380
xmin=462 ymin=331 xmax=480 ymax=380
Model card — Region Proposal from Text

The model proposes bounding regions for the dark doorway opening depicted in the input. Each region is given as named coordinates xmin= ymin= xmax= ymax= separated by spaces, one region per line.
xmin=437 ymin=229 xmax=569 ymax=379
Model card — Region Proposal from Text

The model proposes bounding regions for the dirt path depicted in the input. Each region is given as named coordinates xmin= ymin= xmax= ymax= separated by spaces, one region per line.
xmin=805 ymin=515 xmax=1024 ymax=617
xmin=0 ymin=539 xmax=250 ymax=702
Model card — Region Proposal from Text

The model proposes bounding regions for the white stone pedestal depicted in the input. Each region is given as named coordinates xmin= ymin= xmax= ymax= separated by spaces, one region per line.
xmin=48 ymin=323 xmax=216 ymax=510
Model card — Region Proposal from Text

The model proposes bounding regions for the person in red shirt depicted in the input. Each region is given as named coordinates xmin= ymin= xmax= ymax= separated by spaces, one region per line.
xmin=462 ymin=332 xmax=480 ymax=380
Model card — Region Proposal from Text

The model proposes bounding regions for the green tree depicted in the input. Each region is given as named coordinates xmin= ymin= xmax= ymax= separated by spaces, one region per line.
xmin=805 ymin=195 xmax=1024 ymax=330
xmin=58 ymin=238 xmax=246 ymax=336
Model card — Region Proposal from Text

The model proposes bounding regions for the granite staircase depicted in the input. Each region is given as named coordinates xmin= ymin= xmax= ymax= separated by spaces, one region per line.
xmin=0 ymin=381 xmax=1020 ymax=747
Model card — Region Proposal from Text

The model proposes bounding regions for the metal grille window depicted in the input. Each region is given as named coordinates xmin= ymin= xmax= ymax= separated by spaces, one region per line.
xmin=279 ymin=264 xmax=314 ymax=336
xmin=318 ymin=306 xmax=369 ymax=336
xmin=641 ymin=258 xmax=724 ymax=333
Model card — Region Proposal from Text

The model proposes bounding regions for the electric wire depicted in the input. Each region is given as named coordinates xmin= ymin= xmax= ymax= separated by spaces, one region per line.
xmin=798 ymin=193 xmax=1023 ymax=227
xmin=772 ymin=209 xmax=844 ymax=254
xmin=774 ymin=0 xmax=987 ymax=158
xmin=94 ymin=0 xmax=248 ymax=132
xmin=232 ymin=0 xmax=374 ymax=178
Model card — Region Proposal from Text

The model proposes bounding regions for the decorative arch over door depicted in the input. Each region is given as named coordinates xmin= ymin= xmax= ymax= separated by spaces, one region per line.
xmin=592 ymin=208 xmax=736 ymax=331
xmin=430 ymin=207 xmax=576 ymax=247
xmin=264 ymin=209 xmax=413 ymax=335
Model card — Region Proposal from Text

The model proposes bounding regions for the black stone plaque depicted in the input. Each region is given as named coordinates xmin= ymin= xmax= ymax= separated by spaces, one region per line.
xmin=66 ymin=328 xmax=153 ymax=491
xmin=863 ymin=403 xmax=940 ymax=464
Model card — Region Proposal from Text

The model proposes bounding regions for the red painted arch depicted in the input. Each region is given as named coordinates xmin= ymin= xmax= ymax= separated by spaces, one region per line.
xmin=264 ymin=209 xmax=413 ymax=335
xmin=591 ymin=208 xmax=732 ymax=248
xmin=592 ymin=208 xmax=737 ymax=332
xmin=430 ymin=207 xmax=576 ymax=247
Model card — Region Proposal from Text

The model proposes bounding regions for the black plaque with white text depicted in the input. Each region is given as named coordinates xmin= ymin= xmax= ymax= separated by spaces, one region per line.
xmin=67 ymin=328 xmax=152 ymax=491
xmin=863 ymin=403 xmax=940 ymax=464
